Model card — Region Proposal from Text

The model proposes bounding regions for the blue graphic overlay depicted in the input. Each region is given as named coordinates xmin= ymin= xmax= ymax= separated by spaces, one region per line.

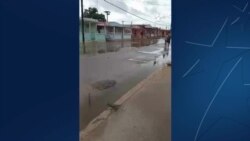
xmin=173 ymin=0 xmax=250 ymax=140
xmin=0 ymin=0 xmax=79 ymax=140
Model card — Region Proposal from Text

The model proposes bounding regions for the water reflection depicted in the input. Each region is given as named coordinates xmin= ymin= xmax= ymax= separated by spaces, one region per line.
xmin=131 ymin=39 xmax=158 ymax=47
xmin=80 ymin=38 xmax=160 ymax=55
xmin=80 ymin=38 xmax=167 ymax=130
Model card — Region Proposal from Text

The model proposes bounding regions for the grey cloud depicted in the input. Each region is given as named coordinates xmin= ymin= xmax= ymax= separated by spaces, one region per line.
xmin=84 ymin=0 xmax=171 ymax=28
xmin=101 ymin=0 xmax=129 ymax=14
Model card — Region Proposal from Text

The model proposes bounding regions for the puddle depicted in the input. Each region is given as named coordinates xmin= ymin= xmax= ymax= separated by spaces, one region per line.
xmin=80 ymin=38 xmax=168 ymax=130
xmin=91 ymin=80 xmax=117 ymax=90
xmin=80 ymin=39 xmax=162 ymax=55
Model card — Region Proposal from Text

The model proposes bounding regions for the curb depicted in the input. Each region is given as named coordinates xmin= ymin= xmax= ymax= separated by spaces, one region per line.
xmin=80 ymin=66 xmax=166 ymax=140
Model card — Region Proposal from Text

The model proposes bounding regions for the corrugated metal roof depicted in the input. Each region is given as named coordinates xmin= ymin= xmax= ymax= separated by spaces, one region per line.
xmin=107 ymin=22 xmax=121 ymax=27
xmin=144 ymin=25 xmax=152 ymax=28
xmin=83 ymin=18 xmax=98 ymax=23
xmin=97 ymin=22 xmax=131 ymax=28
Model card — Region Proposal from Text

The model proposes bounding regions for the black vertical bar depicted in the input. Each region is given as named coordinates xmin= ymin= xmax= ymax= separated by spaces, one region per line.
xmin=81 ymin=0 xmax=86 ymax=54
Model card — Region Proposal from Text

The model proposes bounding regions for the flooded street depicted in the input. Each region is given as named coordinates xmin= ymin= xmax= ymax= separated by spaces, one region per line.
xmin=80 ymin=38 xmax=168 ymax=130
xmin=80 ymin=39 xmax=159 ymax=54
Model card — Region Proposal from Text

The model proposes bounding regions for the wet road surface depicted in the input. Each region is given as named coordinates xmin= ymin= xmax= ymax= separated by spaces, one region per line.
xmin=80 ymin=39 xmax=168 ymax=130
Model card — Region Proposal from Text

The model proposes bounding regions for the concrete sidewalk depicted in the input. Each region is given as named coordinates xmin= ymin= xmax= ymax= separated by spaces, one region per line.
xmin=81 ymin=66 xmax=171 ymax=141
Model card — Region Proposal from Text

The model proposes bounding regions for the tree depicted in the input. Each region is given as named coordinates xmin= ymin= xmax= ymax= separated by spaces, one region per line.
xmin=84 ymin=7 xmax=106 ymax=22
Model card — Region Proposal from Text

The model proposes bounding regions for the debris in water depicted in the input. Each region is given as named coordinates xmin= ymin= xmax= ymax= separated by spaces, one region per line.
xmin=97 ymin=49 xmax=106 ymax=54
xmin=107 ymin=103 xmax=120 ymax=111
xmin=91 ymin=80 xmax=116 ymax=90
xmin=153 ymin=56 xmax=157 ymax=65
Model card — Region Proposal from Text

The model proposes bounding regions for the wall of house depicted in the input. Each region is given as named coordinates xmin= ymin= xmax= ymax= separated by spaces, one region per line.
xmin=106 ymin=33 xmax=131 ymax=40
xmin=123 ymin=34 xmax=131 ymax=40
xmin=132 ymin=28 xmax=147 ymax=39
xmin=105 ymin=26 xmax=132 ymax=40
xmin=80 ymin=21 xmax=106 ymax=42
xmin=95 ymin=33 xmax=106 ymax=41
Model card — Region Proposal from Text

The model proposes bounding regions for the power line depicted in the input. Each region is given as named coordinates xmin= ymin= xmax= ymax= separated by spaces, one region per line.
xmin=143 ymin=4 xmax=170 ymax=6
xmin=103 ymin=0 xmax=167 ymax=26
xmin=109 ymin=0 xmax=169 ymax=20
xmin=111 ymin=0 xmax=156 ymax=19
xmin=111 ymin=0 xmax=170 ymax=6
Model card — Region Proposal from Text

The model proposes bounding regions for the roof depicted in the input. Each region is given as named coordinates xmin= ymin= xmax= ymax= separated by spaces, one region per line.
xmin=131 ymin=25 xmax=141 ymax=29
xmin=108 ymin=22 xmax=122 ymax=27
xmin=83 ymin=18 xmax=98 ymax=23
xmin=131 ymin=24 xmax=153 ymax=29
xmin=97 ymin=22 xmax=131 ymax=28
xmin=144 ymin=25 xmax=152 ymax=28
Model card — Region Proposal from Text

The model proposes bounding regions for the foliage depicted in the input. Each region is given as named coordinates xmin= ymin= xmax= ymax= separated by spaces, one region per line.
xmin=84 ymin=7 xmax=106 ymax=22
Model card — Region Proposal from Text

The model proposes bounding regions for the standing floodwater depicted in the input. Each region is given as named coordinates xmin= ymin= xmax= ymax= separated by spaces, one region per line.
xmin=80 ymin=39 xmax=168 ymax=130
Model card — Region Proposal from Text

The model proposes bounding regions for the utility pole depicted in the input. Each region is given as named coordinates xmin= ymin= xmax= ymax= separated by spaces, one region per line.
xmin=122 ymin=21 xmax=124 ymax=41
xmin=104 ymin=11 xmax=110 ymax=22
xmin=80 ymin=0 xmax=86 ymax=54
xmin=104 ymin=11 xmax=110 ymax=35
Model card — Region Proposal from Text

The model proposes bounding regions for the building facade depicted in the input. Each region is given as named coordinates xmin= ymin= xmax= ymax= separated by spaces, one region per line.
xmin=79 ymin=18 xmax=106 ymax=42
xmin=97 ymin=22 xmax=132 ymax=41
xmin=131 ymin=24 xmax=162 ymax=39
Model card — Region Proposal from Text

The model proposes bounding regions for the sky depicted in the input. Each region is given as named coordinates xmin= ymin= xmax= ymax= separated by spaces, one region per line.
xmin=81 ymin=0 xmax=171 ymax=29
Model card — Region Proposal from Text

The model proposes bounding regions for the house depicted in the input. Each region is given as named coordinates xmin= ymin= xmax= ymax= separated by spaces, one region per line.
xmin=144 ymin=25 xmax=160 ymax=38
xmin=157 ymin=29 xmax=170 ymax=37
xmin=79 ymin=18 xmax=106 ymax=42
xmin=131 ymin=24 xmax=163 ymax=39
xmin=97 ymin=22 xmax=132 ymax=41
xmin=131 ymin=25 xmax=145 ymax=39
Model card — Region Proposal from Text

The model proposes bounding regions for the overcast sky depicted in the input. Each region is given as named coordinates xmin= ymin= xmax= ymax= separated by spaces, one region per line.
xmin=81 ymin=0 xmax=171 ymax=29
